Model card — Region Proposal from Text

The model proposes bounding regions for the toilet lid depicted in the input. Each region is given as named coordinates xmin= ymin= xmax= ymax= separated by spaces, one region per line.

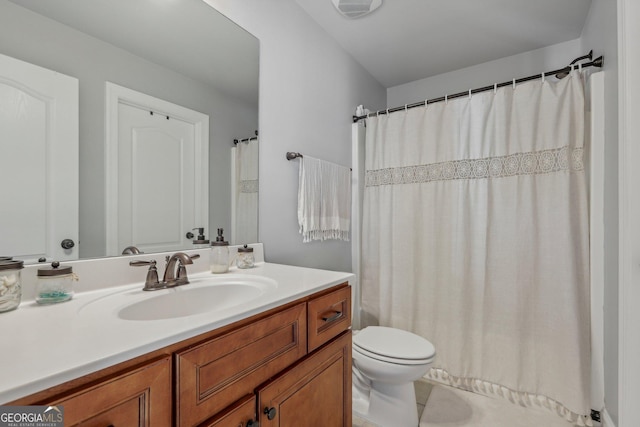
xmin=353 ymin=326 xmax=435 ymax=361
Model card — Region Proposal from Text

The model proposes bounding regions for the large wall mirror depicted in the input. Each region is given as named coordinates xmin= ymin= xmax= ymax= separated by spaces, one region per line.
xmin=0 ymin=0 xmax=259 ymax=263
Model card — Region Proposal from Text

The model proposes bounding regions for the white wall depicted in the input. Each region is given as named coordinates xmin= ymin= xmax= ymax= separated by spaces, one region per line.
xmin=387 ymin=39 xmax=583 ymax=107
xmin=581 ymin=1 xmax=619 ymax=424
xmin=204 ymin=0 xmax=386 ymax=272
xmin=0 ymin=1 xmax=258 ymax=258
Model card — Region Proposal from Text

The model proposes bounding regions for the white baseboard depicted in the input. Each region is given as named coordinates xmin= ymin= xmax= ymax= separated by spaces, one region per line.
xmin=602 ymin=409 xmax=616 ymax=427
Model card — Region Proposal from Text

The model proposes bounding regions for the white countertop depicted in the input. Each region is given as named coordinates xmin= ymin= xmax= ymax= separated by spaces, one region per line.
xmin=0 ymin=262 xmax=354 ymax=403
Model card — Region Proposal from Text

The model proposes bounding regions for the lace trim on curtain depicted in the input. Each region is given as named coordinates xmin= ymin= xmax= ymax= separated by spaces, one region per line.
xmin=301 ymin=229 xmax=350 ymax=242
xmin=239 ymin=179 xmax=259 ymax=193
xmin=365 ymin=145 xmax=584 ymax=187
xmin=426 ymin=368 xmax=593 ymax=427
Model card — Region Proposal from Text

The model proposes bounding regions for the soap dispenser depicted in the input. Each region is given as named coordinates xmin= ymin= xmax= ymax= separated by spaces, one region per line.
xmin=191 ymin=227 xmax=210 ymax=248
xmin=210 ymin=228 xmax=229 ymax=273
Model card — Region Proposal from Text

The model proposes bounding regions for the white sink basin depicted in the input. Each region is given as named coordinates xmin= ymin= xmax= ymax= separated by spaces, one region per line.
xmin=119 ymin=284 xmax=262 ymax=320
xmin=79 ymin=275 xmax=277 ymax=321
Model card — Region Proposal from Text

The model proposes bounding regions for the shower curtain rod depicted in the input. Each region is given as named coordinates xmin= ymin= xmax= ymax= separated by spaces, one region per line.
xmin=233 ymin=130 xmax=259 ymax=145
xmin=352 ymin=52 xmax=604 ymax=123
xmin=233 ymin=136 xmax=258 ymax=145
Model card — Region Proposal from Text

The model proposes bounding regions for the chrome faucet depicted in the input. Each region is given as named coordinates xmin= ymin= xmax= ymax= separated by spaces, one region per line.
xmin=130 ymin=252 xmax=200 ymax=291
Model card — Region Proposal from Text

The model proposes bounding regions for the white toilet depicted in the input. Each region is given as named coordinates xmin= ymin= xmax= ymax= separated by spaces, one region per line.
xmin=352 ymin=326 xmax=436 ymax=427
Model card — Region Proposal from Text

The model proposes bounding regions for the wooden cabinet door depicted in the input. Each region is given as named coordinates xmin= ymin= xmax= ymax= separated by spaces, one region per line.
xmin=50 ymin=356 xmax=171 ymax=427
xmin=199 ymin=394 xmax=256 ymax=427
xmin=176 ymin=302 xmax=307 ymax=426
xmin=257 ymin=331 xmax=352 ymax=427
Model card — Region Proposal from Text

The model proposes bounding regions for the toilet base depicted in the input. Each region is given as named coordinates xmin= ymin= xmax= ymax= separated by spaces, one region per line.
xmin=352 ymin=380 xmax=419 ymax=427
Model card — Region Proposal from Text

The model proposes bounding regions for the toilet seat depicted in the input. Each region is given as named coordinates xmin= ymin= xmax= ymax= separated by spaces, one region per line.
xmin=354 ymin=344 xmax=435 ymax=365
xmin=353 ymin=326 xmax=435 ymax=365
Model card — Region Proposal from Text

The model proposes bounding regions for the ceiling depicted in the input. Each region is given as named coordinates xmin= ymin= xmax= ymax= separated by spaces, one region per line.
xmin=295 ymin=0 xmax=593 ymax=88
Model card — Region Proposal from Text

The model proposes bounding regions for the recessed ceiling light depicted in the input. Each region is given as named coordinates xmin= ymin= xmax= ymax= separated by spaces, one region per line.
xmin=331 ymin=0 xmax=382 ymax=19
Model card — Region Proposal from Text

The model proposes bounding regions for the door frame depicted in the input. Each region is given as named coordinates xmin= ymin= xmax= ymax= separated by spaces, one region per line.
xmin=105 ymin=82 xmax=209 ymax=256
xmin=618 ymin=0 xmax=640 ymax=425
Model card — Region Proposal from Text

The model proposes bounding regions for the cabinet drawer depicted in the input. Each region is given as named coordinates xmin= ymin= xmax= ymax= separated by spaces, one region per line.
xmin=307 ymin=285 xmax=351 ymax=352
xmin=177 ymin=302 xmax=307 ymax=426
xmin=199 ymin=394 xmax=256 ymax=427
xmin=50 ymin=356 xmax=171 ymax=427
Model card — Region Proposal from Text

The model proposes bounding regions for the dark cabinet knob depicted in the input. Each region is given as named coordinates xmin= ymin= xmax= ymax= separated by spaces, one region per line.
xmin=246 ymin=420 xmax=259 ymax=427
xmin=264 ymin=407 xmax=276 ymax=420
xmin=61 ymin=239 xmax=75 ymax=249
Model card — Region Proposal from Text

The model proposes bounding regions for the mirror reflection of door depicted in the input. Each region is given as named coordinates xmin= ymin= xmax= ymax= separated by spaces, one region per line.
xmin=105 ymin=83 xmax=209 ymax=256
xmin=0 ymin=53 xmax=79 ymax=262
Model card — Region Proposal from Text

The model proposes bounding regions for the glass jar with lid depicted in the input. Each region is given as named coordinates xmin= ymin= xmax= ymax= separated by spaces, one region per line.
xmin=210 ymin=228 xmax=229 ymax=274
xmin=0 ymin=259 xmax=23 ymax=313
xmin=36 ymin=261 xmax=76 ymax=304
xmin=236 ymin=245 xmax=255 ymax=269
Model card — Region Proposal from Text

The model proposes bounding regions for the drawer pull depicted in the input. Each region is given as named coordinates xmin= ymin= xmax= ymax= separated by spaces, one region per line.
xmin=246 ymin=419 xmax=259 ymax=427
xmin=321 ymin=311 xmax=342 ymax=322
xmin=264 ymin=406 xmax=277 ymax=420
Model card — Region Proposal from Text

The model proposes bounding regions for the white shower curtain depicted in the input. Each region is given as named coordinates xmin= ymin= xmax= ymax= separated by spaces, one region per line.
xmin=234 ymin=138 xmax=259 ymax=244
xmin=361 ymin=72 xmax=591 ymax=424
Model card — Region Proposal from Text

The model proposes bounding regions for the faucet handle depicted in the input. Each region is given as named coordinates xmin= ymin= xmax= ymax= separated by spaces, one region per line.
xmin=130 ymin=260 xmax=161 ymax=291
xmin=129 ymin=260 xmax=156 ymax=267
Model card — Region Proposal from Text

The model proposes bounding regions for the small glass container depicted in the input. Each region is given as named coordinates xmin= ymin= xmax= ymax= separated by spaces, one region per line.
xmin=236 ymin=245 xmax=255 ymax=269
xmin=36 ymin=261 xmax=75 ymax=304
xmin=210 ymin=228 xmax=229 ymax=274
xmin=0 ymin=259 xmax=23 ymax=313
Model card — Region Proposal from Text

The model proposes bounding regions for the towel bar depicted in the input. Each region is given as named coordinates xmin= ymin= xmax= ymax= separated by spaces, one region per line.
xmin=286 ymin=152 xmax=351 ymax=170
xmin=286 ymin=152 xmax=303 ymax=161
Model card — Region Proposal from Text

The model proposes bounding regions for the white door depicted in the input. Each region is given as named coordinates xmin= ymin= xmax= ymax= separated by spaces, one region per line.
xmin=118 ymin=103 xmax=195 ymax=254
xmin=105 ymin=83 xmax=209 ymax=256
xmin=0 ymin=53 xmax=79 ymax=262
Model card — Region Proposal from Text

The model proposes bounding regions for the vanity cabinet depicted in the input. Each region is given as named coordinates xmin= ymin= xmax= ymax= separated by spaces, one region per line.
xmin=48 ymin=356 xmax=171 ymax=427
xmin=9 ymin=283 xmax=351 ymax=427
